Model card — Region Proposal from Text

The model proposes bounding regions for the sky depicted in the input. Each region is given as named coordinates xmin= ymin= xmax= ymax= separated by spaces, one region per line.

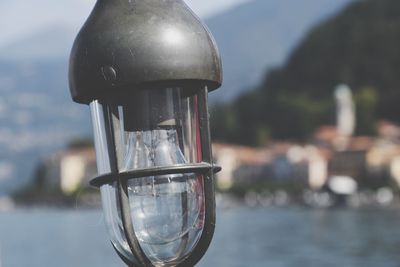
xmin=0 ymin=0 xmax=250 ymax=48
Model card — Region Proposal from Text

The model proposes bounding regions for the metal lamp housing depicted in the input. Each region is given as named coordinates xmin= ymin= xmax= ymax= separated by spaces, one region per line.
xmin=68 ymin=0 xmax=222 ymax=266
xmin=69 ymin=0 xmax=222 ymax=104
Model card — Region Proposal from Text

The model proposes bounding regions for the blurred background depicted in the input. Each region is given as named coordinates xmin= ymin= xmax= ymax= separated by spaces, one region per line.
xmin=2 ymin=0 xmax=400 ymax=266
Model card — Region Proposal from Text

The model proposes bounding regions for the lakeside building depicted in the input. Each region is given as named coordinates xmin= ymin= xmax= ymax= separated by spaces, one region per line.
xmin=213 ymin=120 xmax=400 ymax=194
xmin=213 ymin=143 xmax=326 ymax=191
xmin=33 ymin=147 xmax=96 ymax=195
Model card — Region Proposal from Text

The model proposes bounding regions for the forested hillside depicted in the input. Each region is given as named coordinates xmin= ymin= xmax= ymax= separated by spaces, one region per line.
xmin=212 ymin=0 xmax=400 ymax=145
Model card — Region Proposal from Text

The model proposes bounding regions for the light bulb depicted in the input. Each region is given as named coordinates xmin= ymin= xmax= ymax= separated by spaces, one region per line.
xmin=124 ymin=127 xmax=204 ymax=266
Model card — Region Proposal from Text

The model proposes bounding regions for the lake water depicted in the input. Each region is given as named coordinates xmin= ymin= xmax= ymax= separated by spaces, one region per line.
xmin=1 ymin=207 xmax=400 ymax=267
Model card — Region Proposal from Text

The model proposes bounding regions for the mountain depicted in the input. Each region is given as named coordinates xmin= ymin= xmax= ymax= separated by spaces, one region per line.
xmin=212 ymin=0 xmax=400 ymax=145
xmin=0 ymin=0 xmax=95 ymax=48
xmin=0 ymin=0 xmax=354 ymax=195
xmin=0 ymin=60 xmax=91 ymax=194
xmin=206 ymin=0 xmax=353 ymax=102
xmin=0 ymin=26 xmax=77 ymax=62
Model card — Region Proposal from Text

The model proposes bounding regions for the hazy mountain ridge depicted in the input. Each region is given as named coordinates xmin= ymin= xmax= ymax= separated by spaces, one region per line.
xmin=0 ymin=25 xmax=78 ymax=61
xmin=0 ymin=61 xmax=90 ymax=194
xmin=206 ymin=0 xmax=352 ymax=102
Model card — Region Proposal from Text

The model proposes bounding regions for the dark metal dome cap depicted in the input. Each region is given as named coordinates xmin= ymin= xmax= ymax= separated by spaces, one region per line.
xmin=69 ymin=0 xmax=223 ymax=104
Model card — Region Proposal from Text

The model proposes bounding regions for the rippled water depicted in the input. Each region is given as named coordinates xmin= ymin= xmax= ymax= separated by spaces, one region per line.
xmin=1 ymin=207 xmax=400 ymax=267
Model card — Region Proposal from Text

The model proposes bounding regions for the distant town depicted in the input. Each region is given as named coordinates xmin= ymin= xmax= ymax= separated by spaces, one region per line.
xmin=2 ymin=85 xmax=400 ymax=210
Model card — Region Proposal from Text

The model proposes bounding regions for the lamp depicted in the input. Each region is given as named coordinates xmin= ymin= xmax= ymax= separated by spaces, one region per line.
xmin=68 ymin=0 xmax=222 ymax=266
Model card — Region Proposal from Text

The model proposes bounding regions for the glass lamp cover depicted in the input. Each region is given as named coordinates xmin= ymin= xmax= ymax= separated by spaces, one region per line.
xmin=90 ymin=87 xmax=206 ymax=266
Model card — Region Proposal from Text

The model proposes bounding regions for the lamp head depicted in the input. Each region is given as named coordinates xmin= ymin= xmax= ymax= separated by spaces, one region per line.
xmin=69 ymin=1 xmax=222 ymax=266
xmin=69 ymin=0 xmax=222 ymax=104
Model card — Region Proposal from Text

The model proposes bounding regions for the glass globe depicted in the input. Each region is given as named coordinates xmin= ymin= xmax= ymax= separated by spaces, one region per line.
xmin=91 ymin=87 xmax=206 ymax=266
